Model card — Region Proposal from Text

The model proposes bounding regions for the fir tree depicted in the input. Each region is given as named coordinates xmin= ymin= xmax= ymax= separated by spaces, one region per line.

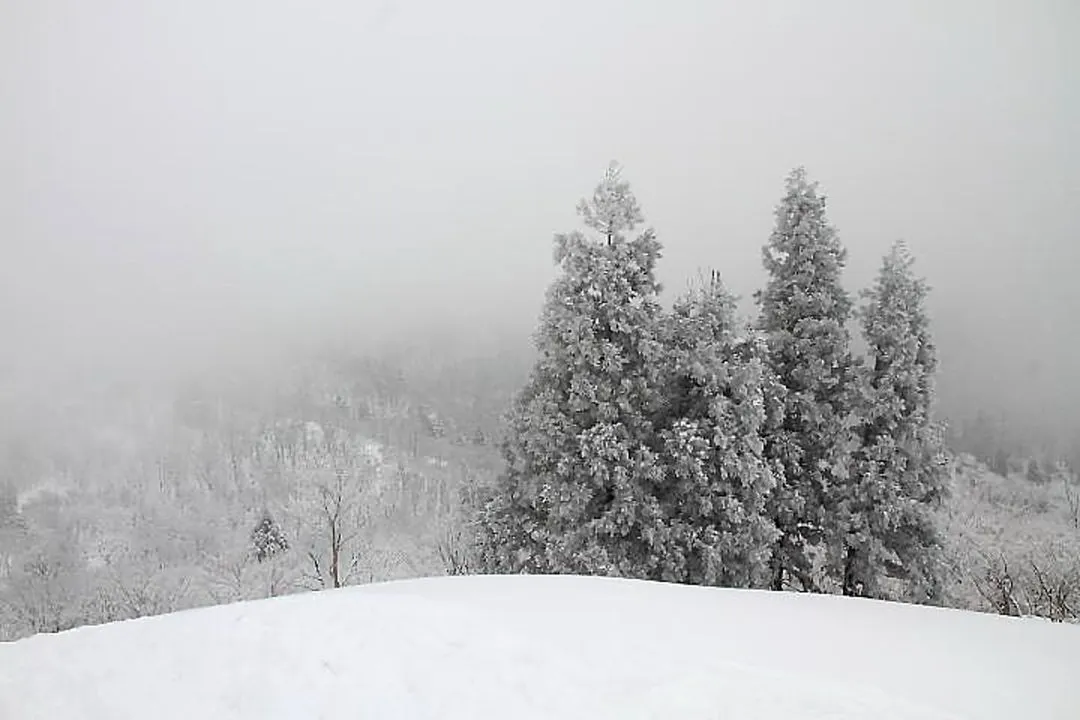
xmin=250 ymin=511 xmax=289 ymax=563
xmin=755 ymin=167 xmax=860 ymax=592
xmin=845 ymin=241 xmax=949 ymax=601
xmin=477 ymin=162 xmax=670 ymax=578
xmin=654 ymin=271 xmax=780 ymax=587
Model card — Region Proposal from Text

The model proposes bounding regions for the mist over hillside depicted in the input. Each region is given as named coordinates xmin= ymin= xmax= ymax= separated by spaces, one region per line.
xmin=2 ymin=0 xmax=1077 ymax=448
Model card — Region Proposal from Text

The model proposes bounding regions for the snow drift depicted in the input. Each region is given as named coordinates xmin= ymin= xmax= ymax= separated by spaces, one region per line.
xmin=2 ymin=574 xmax=1078 ymax=719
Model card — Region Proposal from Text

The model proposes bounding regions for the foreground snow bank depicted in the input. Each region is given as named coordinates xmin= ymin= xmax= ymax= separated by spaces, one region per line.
xmin=2 ymin=574 xmax=1078 ymax=719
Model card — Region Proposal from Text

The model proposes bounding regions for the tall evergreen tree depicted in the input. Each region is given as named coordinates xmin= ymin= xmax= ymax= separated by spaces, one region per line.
xmin=755 ymin=167 xmax=860 ymax=592
xmin=477 ymin=162 xmax=670 ymax=577
xmin=845 ymin=241 xmax=949 ymax=601
xmin=654 ymin=271 xmax=780 ymax=587
xmin=250 ymin=510 xmax=289 ymax=563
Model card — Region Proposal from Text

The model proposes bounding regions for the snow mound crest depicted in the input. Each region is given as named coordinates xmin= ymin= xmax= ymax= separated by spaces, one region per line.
xmin=2 ymin=574 xmax=1078 ymax=719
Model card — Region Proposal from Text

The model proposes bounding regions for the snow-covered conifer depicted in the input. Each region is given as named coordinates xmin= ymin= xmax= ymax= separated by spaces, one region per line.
xmin=654 ymin=272 xmax=779 ymax=587
xmin=845 ymin=241 xmax=948 ymax=601
xmin=755 ymin=167 xmax=860 ymax=592
xmin=250 ymin=511 xmax=289 ymax=563
xmin=477 ymin=162 xmax=669 ymax=577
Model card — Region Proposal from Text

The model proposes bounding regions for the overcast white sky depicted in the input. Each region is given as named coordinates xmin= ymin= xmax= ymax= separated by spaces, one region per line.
xmin=1 ymin=0 xmax=1077 ymax=434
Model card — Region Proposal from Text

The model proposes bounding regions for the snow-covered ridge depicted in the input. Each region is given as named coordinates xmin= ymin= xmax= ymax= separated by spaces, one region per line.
xmin=2 ymin=574 xmax=1078 ymax=719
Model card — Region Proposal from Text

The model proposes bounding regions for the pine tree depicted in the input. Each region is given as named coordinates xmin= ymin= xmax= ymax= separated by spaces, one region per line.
xmin=477 ymin=162 xmax=670 ymax=577
xmin=654 ymin=271 xmax=780 ymax=587
xmin=250 ymin=511 xmax=289 ymax=563
xmin=755 ymin=167 xmax=860 ymax=592
xmin=846 ymin=241 xmax=949 ymax=601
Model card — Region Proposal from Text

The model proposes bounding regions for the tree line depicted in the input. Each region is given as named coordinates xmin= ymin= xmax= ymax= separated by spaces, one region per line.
xmin=476 ymin=163 xmax=950 ymax=603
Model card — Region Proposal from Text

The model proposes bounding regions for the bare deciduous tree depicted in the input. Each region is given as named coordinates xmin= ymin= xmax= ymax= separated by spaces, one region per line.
xmin=435 ymin=520 xmax=472 ymax=576
xmin=1062 ymin=473 xmax=1080 ymax=530
xmin=968 ymin=544 xmax=1079 ymax=622
xmin=289 ymin=431 xmax=380 ymax=590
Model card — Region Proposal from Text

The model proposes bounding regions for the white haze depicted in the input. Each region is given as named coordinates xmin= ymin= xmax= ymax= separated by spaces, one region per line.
xmin=1 ymin=0 xmax=1077 ymax=439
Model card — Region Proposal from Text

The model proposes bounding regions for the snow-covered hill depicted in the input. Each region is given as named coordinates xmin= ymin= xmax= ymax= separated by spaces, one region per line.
xmin=2 ymin=575 xmax=1078 ymax=719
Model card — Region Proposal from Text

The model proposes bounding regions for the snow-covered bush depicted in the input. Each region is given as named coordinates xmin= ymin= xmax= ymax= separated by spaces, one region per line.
xmin=939 ymin=462 xmax=1080 ymax=622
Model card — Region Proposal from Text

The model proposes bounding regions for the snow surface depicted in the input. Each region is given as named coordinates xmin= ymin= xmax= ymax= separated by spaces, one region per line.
xmin=2 ymin=574 xmax=1078 ymax=719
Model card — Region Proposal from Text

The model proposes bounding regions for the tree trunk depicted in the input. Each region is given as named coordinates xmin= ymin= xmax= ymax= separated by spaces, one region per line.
xmin=842 ymin=545 xmax=858 ymax=596
xmin=769 ymin=537 xmax=786 ymax=591
xmin=330 ymin=525 xmax=341 ymax=589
